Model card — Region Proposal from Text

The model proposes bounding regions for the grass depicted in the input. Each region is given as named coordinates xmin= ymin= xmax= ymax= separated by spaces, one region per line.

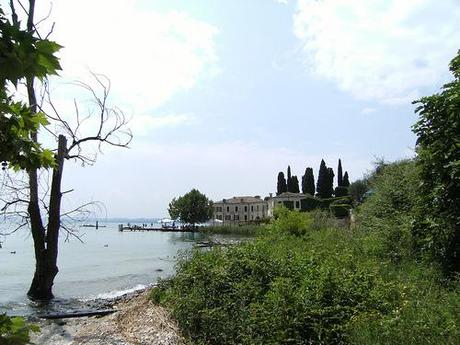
xmin=198 ymin=224 xmax=263 ymax=236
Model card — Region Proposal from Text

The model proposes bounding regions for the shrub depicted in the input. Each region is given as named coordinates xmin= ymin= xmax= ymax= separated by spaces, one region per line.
xmin=334 ymin=185 xmax=349 ymax=197
xmin=412 ymin=51 xmax=460 ymax=273
xmin=300 ymin=196 xmax=322 ymax=211
xmin=356 ymin=159 xmax=419 ymax=262
xmin=0 ymin=314 xmax=39 ymax=345
xmin=152 ymin=208 xmax=460 ymax=345
xmin=330 ymin=203 xmax=351 ymax=218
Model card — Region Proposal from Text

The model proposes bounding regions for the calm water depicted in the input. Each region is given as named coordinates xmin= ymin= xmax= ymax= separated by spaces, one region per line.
xmin=0 ymin=221 xmax=214 ymax=316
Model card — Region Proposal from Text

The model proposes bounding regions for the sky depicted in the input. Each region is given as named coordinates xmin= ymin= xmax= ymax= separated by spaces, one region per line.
xmin=3 ymin=0 xmax=460 ymax=218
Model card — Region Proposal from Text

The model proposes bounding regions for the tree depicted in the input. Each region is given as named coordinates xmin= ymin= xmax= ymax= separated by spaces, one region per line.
xmin=349 ymin=178 xmax=368 ymax=202
xmin=337 ymin=159 xmax=343 ymax=186
xmin=276 ymin=172 xmax=287 ymax=195
xmin=343 ymin=171 xmax=350 ymax=187
xmin=302 ymin=167 xmax=315 ymax=196
xmin=412 ymin=50 xmax=460 ymax=273
xmin=0 ymin=7 xmax=56 ymax=170
xmin=327 ymin=167 xmax=335 ymax=198
xmin=290 ymin=175 xmax=300 ymax=193
xmin=168 ymin=189 xmax=213 ymax=227
xmin=286 ymin=165 xmax=292 ymax=192
xmin=316 ymin=159 xmax=329 ymax=198
xmin=0 ymin=2 xmax=131 ymax=300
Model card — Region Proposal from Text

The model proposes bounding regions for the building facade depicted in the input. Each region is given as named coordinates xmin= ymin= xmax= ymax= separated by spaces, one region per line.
xmin=213 ymin=196 xmax=268 ymax=225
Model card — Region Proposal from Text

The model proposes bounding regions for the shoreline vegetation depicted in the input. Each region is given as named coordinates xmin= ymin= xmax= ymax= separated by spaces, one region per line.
xmin=149 ymin=160 xmax=459 ymax=345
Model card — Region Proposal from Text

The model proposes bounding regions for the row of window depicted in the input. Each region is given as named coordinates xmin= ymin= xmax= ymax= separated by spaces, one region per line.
xmin=214 ymin=205 xmax=266 ymax=213
xmin=216 ymin=214 xmax=261 ymax=221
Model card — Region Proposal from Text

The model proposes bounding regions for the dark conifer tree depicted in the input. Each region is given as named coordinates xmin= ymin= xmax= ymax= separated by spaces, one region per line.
xmin=286 ymin=165 xmax=292 ymax=192
xmin=327 ymin=167 xmax=335 ymax=197
xmin=291 ymin=175 xmax=300 ymax=193
xmin=302 ymin=167 xmax=315 ymax=195
xmin=343 ymin=171 xmax=350 ymax=187
xmin=277 ymin=172 xmax=287 ymax=195
xmin=337 ymin=159 xmax=343 ymax=186
xmin=316 ymin=159 xmax=329 ymax=198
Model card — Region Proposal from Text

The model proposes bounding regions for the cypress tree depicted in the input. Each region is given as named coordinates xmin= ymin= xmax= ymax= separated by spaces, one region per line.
xmin=286 ymin=165 xmax=292 ymax=192
xmin=343 ymin=171 xmax=350 ymax=187
xmin=302 ymin=167 xmax=315 ymax=195
xmin=277 ymin=172 xmax=287 ymax=195
xmin=337 ymin=159 xmax=343 ymax=186
xmin=291 ymin=175 xmax=300 ymax=193
xmin=316 ymin=159 xmax=329 ymax=198
xmin=327 ymin=167 xmax=335 ymax=197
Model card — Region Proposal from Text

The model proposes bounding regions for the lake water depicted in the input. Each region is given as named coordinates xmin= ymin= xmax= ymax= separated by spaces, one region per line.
xmin=0 ymin=221 xmax=222 ymax=316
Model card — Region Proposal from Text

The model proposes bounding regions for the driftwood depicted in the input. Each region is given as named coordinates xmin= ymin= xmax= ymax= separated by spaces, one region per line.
xmin=38 ymin=309 xmax=116 ymax=319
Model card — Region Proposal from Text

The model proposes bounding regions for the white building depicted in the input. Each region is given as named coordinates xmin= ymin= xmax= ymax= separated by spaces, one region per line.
xmin=213 ymin=196 xmax=268 ymax=225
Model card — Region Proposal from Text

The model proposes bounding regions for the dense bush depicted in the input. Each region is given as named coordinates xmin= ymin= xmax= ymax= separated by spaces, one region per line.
xmin=199 ymin=224 xmax=262 ymax=236
xmin=356 ymin=159 xmax=419 ymax=263
xmin=412 ymin=51 xmax=460 ymax=273
xmin=330 ymin=203 xmax=351 ymax=218
xmin=0 ymin=314 xmax=39 ymax=345
xmin=300 ymin=196 xmax=322 ymax=211
xmin=334 ymin=185 xmax=349 ymax=197
xmin=152 ymin=208 xmax=459 ymax=344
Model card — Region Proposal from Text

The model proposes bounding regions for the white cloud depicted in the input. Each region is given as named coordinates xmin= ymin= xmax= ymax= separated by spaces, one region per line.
xmin=129 ymin=113 xmax=196 ymax=136
xmin=293 ymin=0 xmax=460 ymax=104
xmin=43 ymin=0 xmax=219 ymax=113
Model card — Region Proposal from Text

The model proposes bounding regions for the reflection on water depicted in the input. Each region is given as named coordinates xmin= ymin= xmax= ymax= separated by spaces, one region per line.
xmin=0 ymin=222 xmax=240 ymax=316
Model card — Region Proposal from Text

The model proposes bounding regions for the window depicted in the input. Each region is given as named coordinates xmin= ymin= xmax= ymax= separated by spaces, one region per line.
xmin=244 ymin=206 xmax=248 ymax=212
xmin=234 ymin=214 xmax=239 ymax=220
xmin=295 ymin=201 xmax=300 ymax=209
xmin=251 ymin=205 xmax=254 ymax=212
xmin=225 ymin=215 xmax=231 ymax=220
xmin=217 ymin=215 xmax=223 ymax=220
xmin=235 ymin=206 xmax=238 ymax=212
xmin=256 ymin=205 xmax=259 ymax=211
xmin=244 ymin=215 xmax=247 ymax=221
xmin=227 ymin=206 xmax=230 ymax=212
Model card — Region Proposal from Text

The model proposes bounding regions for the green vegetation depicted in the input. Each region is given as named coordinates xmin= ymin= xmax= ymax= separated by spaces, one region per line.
xmin=301 ymin=167 xmax=315 ymax=195
xmin=412 ymin=50 xmax=460 ymax=273
xmin=276 ymin=171 xmax=287 ymax=195
xmin=199 ymin=224 xmax=263 ymax=236
xmin=0 ymin=8 xmax=59 ymax=170
xmin=152 ymin=159 xmax=459 ymax=344
xmin=337 ymin=159 xmax=343 ymax=186
xmin=0 ymin=314 xmax=39 ymax=345
xmin=168 ymin=189 xmax=213 ymax=227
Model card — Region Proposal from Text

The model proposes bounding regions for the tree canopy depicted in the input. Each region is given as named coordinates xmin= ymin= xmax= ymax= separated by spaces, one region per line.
xmin=0 ymin=7 xmax=59 ymax=170
xmin=168 ymin=189 xmax=213 ymax=226
xmin=276 ymin=171 xmax=287 ymax=195
xmin=412 ymin=50 xmax=460 ymax=273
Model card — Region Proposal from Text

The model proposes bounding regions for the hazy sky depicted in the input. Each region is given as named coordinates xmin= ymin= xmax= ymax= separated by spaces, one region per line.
xmin=5 ymin=0 xmax=460 ymax=217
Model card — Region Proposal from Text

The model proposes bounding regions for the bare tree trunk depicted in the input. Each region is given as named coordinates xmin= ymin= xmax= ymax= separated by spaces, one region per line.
xmin=27 ymin=135 xmax=67 ymax=300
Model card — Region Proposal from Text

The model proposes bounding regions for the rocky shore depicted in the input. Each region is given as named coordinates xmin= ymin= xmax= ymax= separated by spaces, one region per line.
xmin=29 ymin=289 xmax=183 ymax=345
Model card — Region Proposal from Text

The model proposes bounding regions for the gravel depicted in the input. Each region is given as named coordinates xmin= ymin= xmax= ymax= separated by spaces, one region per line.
xmin=30 ymin=290 xmax=184 ymax=345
